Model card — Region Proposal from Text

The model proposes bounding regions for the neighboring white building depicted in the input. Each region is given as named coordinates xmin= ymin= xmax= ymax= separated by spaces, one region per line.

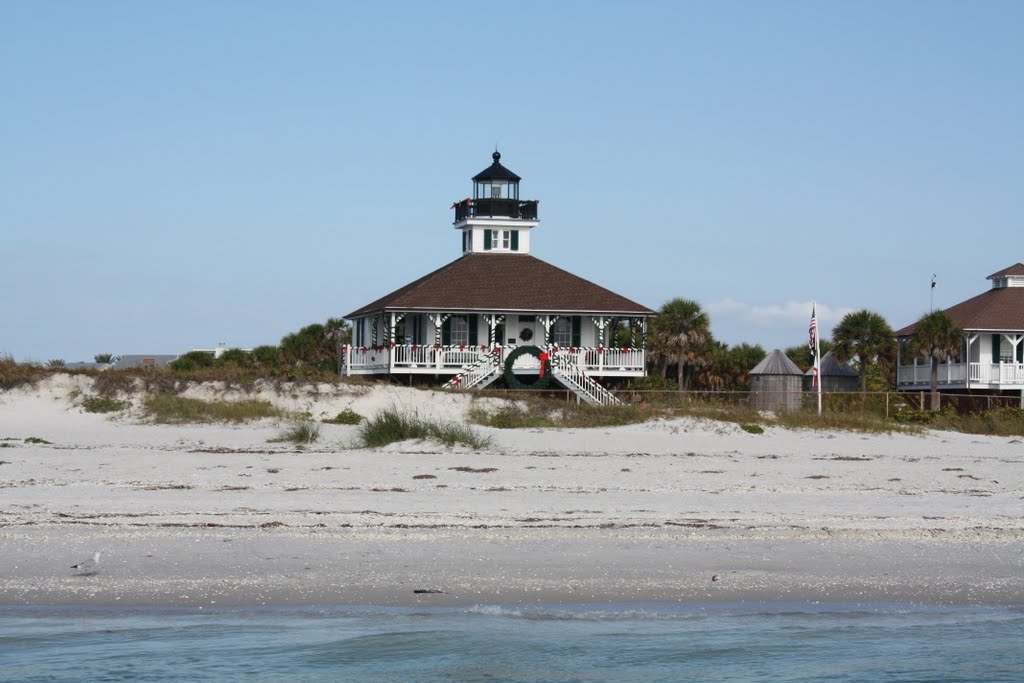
xmin=895 ymin=263 xmax=1024 ymax=398
xmin=343 ymin=152 xmax=655 ymax=404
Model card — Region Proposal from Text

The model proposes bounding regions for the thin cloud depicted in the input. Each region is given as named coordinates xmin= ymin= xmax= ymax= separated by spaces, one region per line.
xmin=707 ymin=299 xmax=853 ymax=336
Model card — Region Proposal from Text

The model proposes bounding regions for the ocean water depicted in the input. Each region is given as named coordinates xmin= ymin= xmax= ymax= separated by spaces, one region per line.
xmin=1 ymin=603 xmax=1022 ymax=682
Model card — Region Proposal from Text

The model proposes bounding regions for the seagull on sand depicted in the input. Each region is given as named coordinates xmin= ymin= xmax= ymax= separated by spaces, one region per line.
xmin=71 ymin=551 xmax=102 ymax=575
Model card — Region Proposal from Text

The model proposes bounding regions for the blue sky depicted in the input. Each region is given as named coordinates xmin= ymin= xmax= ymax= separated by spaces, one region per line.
xmin=2 ymin=1 xmax=1021 ymax=362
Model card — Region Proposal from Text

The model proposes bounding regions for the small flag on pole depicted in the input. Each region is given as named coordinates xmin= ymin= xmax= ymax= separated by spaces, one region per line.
xmin=809 ymin=304 xmax=818 ymax=389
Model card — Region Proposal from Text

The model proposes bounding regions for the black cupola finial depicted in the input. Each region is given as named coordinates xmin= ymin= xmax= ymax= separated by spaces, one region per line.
xmin=493 ymin=149 xmax=501 ymax=163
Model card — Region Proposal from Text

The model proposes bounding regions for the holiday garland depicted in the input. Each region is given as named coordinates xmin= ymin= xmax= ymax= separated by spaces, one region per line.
xmin=503 ymin=345 xmax=551 ymax=390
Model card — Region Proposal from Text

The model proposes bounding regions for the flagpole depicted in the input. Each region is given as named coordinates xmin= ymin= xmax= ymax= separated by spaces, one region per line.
xmin=815 ymin=305 xmax=822 ymax=416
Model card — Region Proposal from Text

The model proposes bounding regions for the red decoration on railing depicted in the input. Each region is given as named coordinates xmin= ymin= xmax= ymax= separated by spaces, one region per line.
xmin=598 ymin=346 xmax=605 ymax=355
xmin=412 ymin=344 xmax=418 ymax=351
xmin=569 ymin=347 xmax=576 ymax=354
xmin=459 ymin=345 xmax=465 ymax=351
xmin=538 ymin=351 xmax=549 ymax=378
xmin=434 ymin=343 xmax=442 ymax=350
xmin=390 ymin=342 xmax=396 ymax=349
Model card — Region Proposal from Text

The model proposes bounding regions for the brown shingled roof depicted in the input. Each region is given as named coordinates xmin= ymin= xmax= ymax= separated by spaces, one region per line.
xmin=895 ymin=287 xmax=1024 ymax=336
xmin=987 ymin=263 xmax=1024 ymax=279
xmin=346 ymin=254 xmax=655 ymax=318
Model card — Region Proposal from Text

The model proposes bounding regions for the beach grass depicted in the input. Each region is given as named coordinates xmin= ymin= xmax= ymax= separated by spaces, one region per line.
xmin=270 ymin=421 xmax=321 ymax=444
xmin=80 ymin=395 xmax=131 ymax=414
xmin=358 ymin=408 xmax=491 ymax=449
xmin=142 ymin=394 xmax=285 ymax=424
xmin=469 ymin=399 xmax=653 ymax=429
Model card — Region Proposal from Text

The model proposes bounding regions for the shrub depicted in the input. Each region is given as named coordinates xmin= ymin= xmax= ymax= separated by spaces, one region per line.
xmin=142 ymin=394 xmax=284 ymax=424
xmin=358 ymin=408 xmax=491 ymax=449
xmin=271 ymin=422 xmax=321 ymax=444
xmin=93 ymin=353 xmax=114 ymax=364
xmin=323 ymin=409 xmax=362 ymax=425
xmin=214 ymin=348 xmax=252 ymax=369
xmin=81 ymin=395 xmax=130 ymax=413
xmin=168 ymin=351 xmax=216 ymax=372
xmin=740 ymin=424 xmax=764 ymax=434
xmin=46 ymin=359 xmax=66 ymax=368
xmin=250 ymin=345 xmax=280 ymax=369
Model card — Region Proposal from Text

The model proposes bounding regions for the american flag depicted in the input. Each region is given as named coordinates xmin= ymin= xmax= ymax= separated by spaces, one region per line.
xmin=809 ymin=304 xmax=818 ymax=389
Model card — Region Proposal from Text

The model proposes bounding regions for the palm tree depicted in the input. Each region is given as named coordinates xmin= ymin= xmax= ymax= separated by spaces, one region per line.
xmin=911 ymin=310 xmax=963 ymax=411
xmin=831 ymin=309 xmax=896 ymax=395
xmin=650 ymin=298 xmax=711 ymax=393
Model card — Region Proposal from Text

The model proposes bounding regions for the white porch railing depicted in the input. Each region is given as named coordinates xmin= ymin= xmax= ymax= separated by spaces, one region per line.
xmin=969 ymin=362 xmax=1024 ymax=385
xmin=551 ymin=346 xmax=645 ymax=374
xmin=343 ymin=344 xmax=646 ymax=375
xmin=392 ymin=344 xmax=492 ymax=370
xmin=897 ymin=362 xmax=1024 ymax=386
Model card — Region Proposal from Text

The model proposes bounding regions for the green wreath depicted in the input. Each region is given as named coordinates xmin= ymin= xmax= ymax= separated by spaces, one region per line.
xmin=503 ymin=345 xmax=551 ymax=390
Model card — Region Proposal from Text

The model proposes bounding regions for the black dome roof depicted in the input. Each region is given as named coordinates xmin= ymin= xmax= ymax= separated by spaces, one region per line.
xmin=472 ymin=151 xmax=521 ymax=182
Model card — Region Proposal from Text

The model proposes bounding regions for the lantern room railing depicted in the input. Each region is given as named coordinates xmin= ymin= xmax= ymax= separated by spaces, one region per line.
xmin=453 ymin=198 xmax=538 ymax=222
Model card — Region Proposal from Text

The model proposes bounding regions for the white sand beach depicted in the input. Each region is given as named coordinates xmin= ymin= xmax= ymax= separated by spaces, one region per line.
xmin=1 ymin=376 xmax=1022 ymax=606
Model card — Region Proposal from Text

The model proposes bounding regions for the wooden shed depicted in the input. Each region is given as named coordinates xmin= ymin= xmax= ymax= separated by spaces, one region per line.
xmin=749 ymin=349 xmax=804 ymax=412
xmin=804 ymin=350 xmax=858 ymax=392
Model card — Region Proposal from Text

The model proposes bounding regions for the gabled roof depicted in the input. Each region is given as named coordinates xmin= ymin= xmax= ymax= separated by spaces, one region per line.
xmin=987 ymin=263 xmax=1024 ymax=279
xmin=804 ymin=350 xmax=857 ymax=378
xmin=472 ymin=152 xmax=521 ymax=182
xmin=749 ymin=349 xmax=803 ymax=376
xmin=895 ymin=287 xmax=1024 ymax=336
xmin=345 ymin=253 xmax=655 ymax=318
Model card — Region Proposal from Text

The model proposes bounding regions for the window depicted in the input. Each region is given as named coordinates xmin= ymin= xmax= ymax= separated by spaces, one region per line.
xmin=552 ymin=318 xmax=572 ymax=347
xmin=450 ymin=316 xmax=469 ymax=346
xmin=487 ymin=230 xmax=512 ymax=250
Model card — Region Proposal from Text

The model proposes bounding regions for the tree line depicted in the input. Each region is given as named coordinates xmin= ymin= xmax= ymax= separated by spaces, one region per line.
xmin=644 ymin=298 xmax=962 ymax=410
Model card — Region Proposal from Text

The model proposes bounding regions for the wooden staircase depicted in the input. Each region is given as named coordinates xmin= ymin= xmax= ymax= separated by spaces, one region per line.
xmin=442 ymin=347 xmax=503 ymax=390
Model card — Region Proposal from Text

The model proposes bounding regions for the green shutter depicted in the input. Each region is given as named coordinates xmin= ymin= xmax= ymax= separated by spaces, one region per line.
xmin=571 ymin=317 xmax=581 ymax=347
xmin=483 ymin=230 xmax=491 ymax=250
xmin=993 ymin=334 xmax=1001 ymax=362
xmin=510 ymin=230 xmax=519 ymax=251
xmin=1018 ymin=341 xmax=1023 ymax=363
xmin=468 ymin=315 xmax=478 ymax=346
xmin=442 ymin=318 xmax=452 ymax=346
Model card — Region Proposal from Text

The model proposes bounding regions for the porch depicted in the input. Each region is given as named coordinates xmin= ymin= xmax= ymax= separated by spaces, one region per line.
xmin=341 ymin=344 xmax=646 ymax=379
xmin=896 ymin=361 xmax=1024 ymax=390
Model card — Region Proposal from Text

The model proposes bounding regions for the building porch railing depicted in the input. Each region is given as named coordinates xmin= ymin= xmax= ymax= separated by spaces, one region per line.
xmin=897 ymin=361 xmax=1024 ymax=386
xmin=340 ymin=344 xmax=645 ymax=376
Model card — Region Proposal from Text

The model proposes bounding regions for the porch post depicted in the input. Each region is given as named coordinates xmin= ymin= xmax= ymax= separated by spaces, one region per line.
xmin=896 ymin=339 xmax=901 ymax=387
xmin=429 ymin=313 xmax=451 ymax=370
xmin=591 ymin=316 xmax=607 ymax=373
xmin=388 ymin=312 xmax=396 ymax=373
xmin=641 ymin=318 xmax=648 ymax=376
xmin=372 ymin=316 xmax=379 ymax=347
xmin=485 ymin=314 xmax=505 ymax=348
